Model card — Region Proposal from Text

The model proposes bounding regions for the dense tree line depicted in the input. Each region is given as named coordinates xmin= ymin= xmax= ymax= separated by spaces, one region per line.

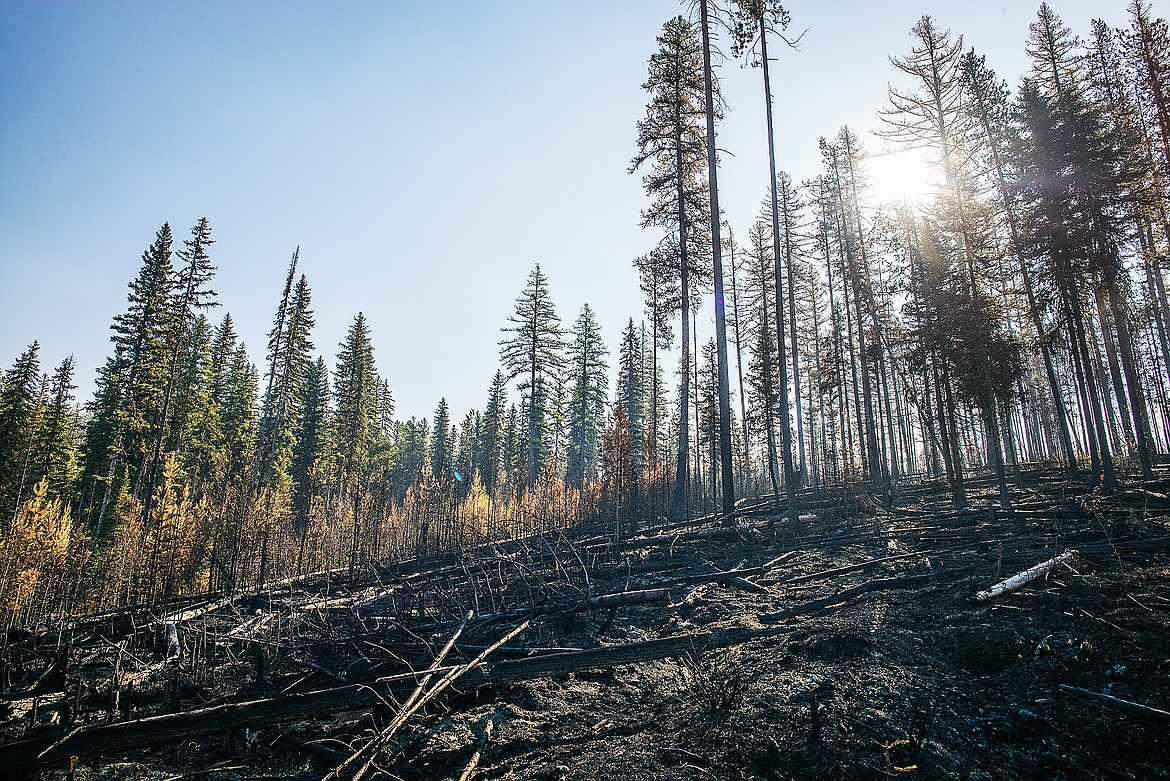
xmin=3 ymin=1 xmax=1169 ymax=625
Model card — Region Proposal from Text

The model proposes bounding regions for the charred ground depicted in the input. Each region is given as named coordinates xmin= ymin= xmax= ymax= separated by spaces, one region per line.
xmin=2 ymin=468 xmax=1169 ymax=781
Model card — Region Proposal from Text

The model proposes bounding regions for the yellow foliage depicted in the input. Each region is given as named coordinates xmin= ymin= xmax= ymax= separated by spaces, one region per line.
xmin=0 ymin=478 xmax=77 ymax=620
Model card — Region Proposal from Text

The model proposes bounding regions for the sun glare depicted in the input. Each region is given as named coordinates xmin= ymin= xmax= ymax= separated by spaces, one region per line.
xmin=866 ymin=151 xmax=938 ymax=206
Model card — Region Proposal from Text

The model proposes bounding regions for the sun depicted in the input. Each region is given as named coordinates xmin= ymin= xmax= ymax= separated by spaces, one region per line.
xmin=866 ymin=150 xmax=938 ymax=206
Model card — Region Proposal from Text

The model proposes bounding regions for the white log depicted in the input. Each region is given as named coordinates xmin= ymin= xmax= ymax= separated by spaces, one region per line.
xmin=975 ymin=551 xmax=1075 ymax=602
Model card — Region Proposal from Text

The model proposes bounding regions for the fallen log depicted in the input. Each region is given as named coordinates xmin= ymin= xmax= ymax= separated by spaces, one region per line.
xmin=974 ymin=551 xmax=1075 ymax=602
xmin=0 ymin=631 xmax=713 ymax=773
xmin=374 ymin=588 xmax=669 ymax=629
xmin=1059 ymin=684 xmax=1170 ymax=722
xmin=758 ymin=575 xmax=935 ymax=623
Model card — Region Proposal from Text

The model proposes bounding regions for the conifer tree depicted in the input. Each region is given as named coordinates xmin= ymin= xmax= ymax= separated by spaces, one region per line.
xmin=630 ymin=16 xmax=712 ymax=519
xmin=430 ymin=398 xmax=453 ymax=483
xmin=882 ymin=15 xmax=1011 ymax=505
xmin=140 ymin=218 xmax=218 ymax=528
xmin=478 ymin=370 xmax=508 ymax=496
xmin=960 ymin=49 xmax=1080 ymax=474
xmin=333 ymin=313 xmax=378 ymax=572
xmin=697 ymin=0 xmax=736 ymax=522
xmin=731 ymin=0 xmax=796 ymax=524
xmin=97 ymin=224 xmax=177 ymax=528
xmin=499 ymin=265 xmax=566 ymax=490
xmin=31 ymin=356 xmax=79 ymax=502
xmin=565 ymin=304 xmax=609 ymax=487
xmin=633 ymin=247 xmax=677 ymax=469
xmin=258 ymin=253 xmax=316 ymax=490
xmin=616 ymin=318 xmax=647 ymax=470
xmin=454 ymin=410 xmax=478 ymax=489
xmin=290 ymin=356 xmax=329 ymax=535
xmin=0 ymin=342 xmax=43 ymax=514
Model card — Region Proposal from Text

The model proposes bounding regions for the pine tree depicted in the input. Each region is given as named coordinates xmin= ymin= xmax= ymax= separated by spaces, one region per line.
xmin=80 ymin=351 xmax=125 ymax=531
xmin=1018 ymin=4 xmax=1147 ymax=487
xmin=389 ymin=417 xmax=428 ymax=503
xmin=883 ymin=16 xmax=1011 ymax=505
xmin=454 ymin=410 xmax=478 ymax=490
xmin=696 ymin=0 xmax=736 ymax=522
xmin=87 ymin=224 xmax=178 ymax=533
xmin=498 ymin=265 xmax=566 ymax=490
xmin=743 ymin=219 xmax=782 ymax=504
xmin=960 ymin=49 xmax=1080 ymax=474
xmin=633 ymin=246 xmax=677 ymax=470
xmin=565 ymin=304 xmax=609 ymax=487
xmin=630 ymin=15 xmax=713 ymax=520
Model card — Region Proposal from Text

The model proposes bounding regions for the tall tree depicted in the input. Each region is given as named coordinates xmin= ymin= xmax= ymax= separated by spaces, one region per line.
xmin=698 ymin=0 xmax=736 ymax=522
xmin=93 ymin=224 xmax=176 ymax=530
xmin=257 ymin=253 xmax=316 ymax=490
xmin=732 ymin=0 xmax=799 ymax=525
xmin=333 ymin=313 xmax=378 ymax=574
xmin=615 ymin=318 xmax=647 ymax=471
xmin=565 ymin=304 xmax=609 ymax=487
xmin=499 ymin=265 xmax=566 ymax=490
xmin=960 ymin=49 xmax=1080 ymax=474
xmin=630 ymin=15 xmax=712 ymax=520
xmin=140 ymin=218 xmax=218 ymax=533
xmin=882 ymin=15 xmax=1011 ymax=505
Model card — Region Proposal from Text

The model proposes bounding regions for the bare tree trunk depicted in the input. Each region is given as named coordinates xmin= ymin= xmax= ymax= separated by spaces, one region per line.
xmin=699 ymin=0 xmax=736 ymax=523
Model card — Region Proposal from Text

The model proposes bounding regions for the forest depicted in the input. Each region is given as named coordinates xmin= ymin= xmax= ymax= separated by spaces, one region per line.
xmin=2 ymin=1 xmax=1170 ymax=779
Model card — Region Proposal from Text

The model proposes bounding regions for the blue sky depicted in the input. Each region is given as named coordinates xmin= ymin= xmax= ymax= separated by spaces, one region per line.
xmin=0 ymin=0 xmax=1133 ymax=421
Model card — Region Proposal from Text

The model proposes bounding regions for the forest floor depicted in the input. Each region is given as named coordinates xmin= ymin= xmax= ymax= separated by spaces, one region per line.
xmin=3 ymin=467 xmax=1170 ymax=780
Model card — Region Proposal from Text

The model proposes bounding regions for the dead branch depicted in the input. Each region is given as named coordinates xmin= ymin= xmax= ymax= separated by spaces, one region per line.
xmin=457 ymin=713 xmax=496 ymax=781
xmin=1059 ymin=684 xmax=1170 ymax=722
